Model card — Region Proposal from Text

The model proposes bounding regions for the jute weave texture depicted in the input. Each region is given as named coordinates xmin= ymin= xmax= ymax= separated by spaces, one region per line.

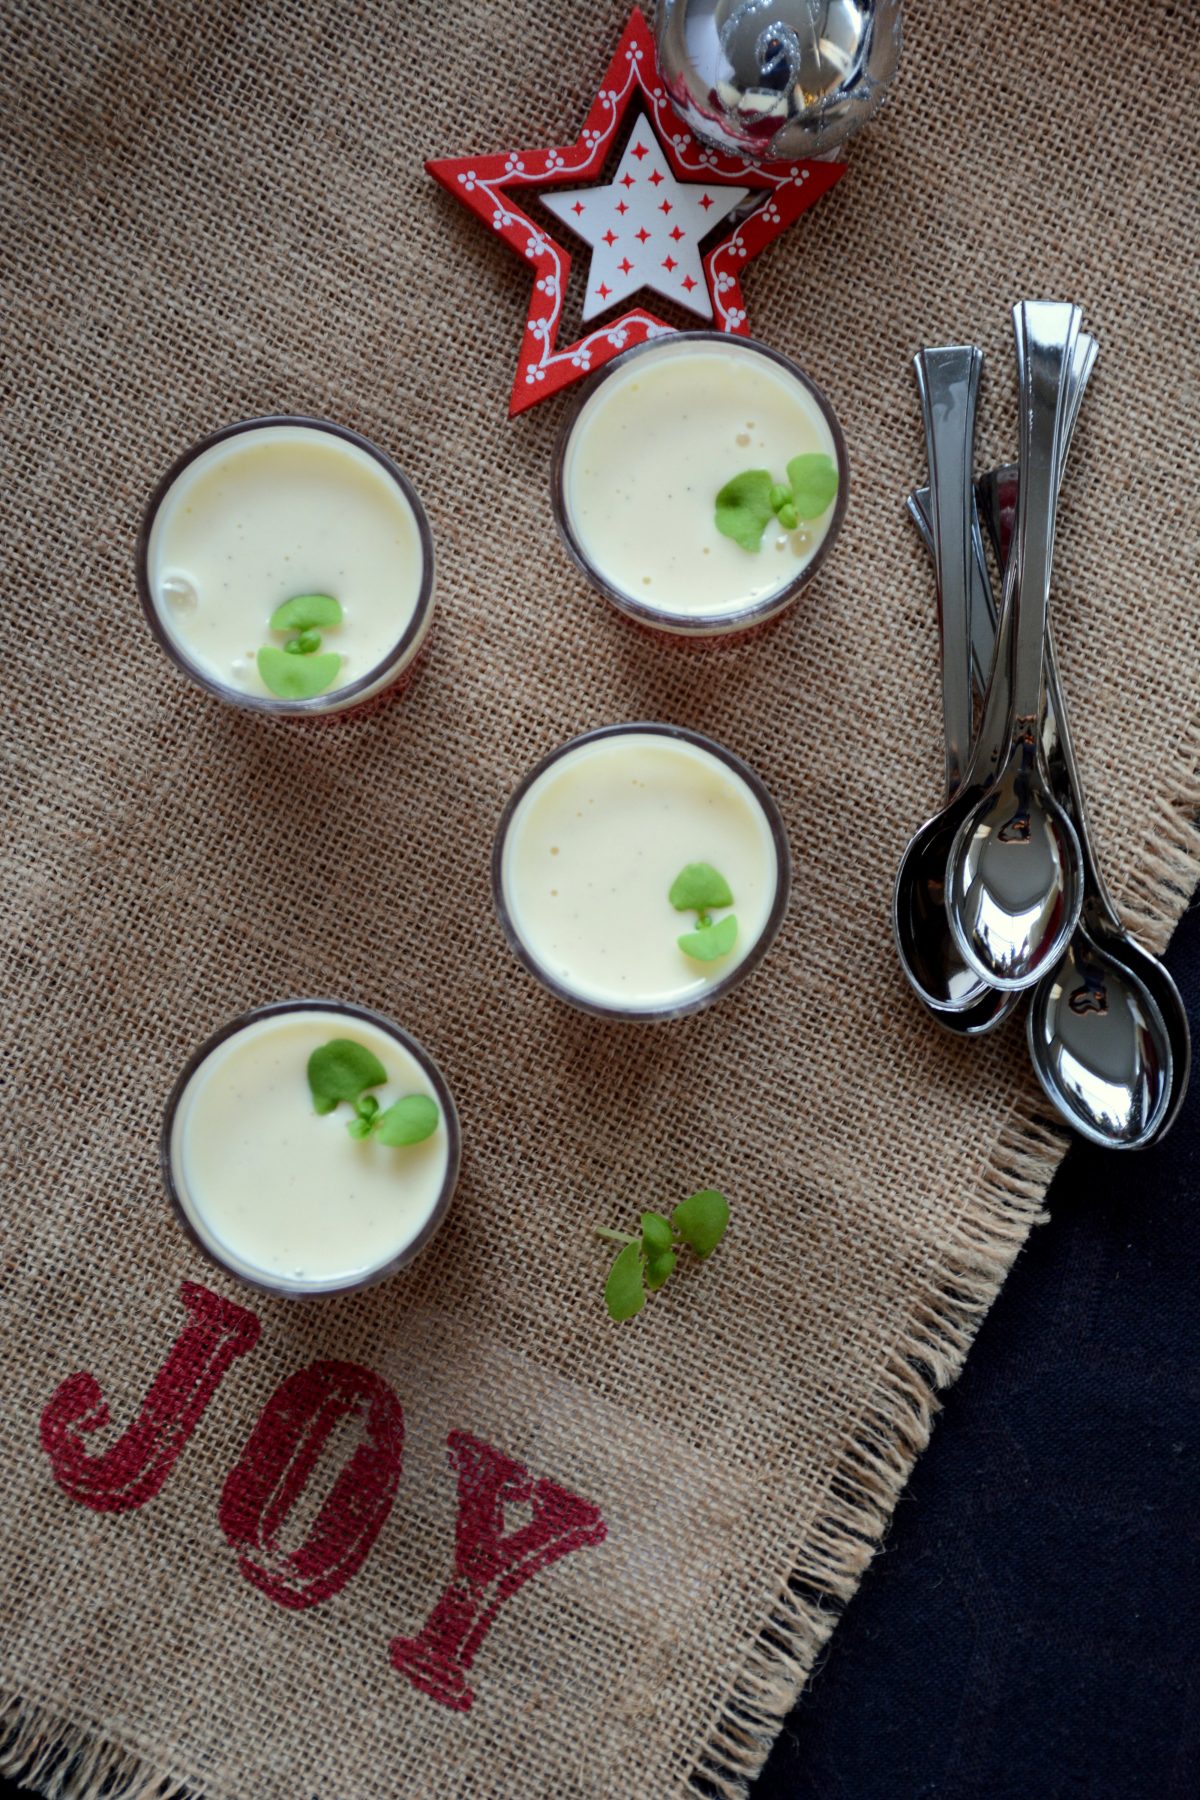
xmin=2 ymin=3 xmax=1198 ymax=1796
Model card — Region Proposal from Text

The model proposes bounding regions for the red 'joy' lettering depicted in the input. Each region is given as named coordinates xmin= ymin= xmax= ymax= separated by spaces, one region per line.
xmin=390 ymin=1430 xmax=606 ymax=1710
xmin=39 ymin=1289 xmax=610 ymax=1707
xmin=39 ymin=1281 xmax=261 ymax=1514
xmin=220 ymin=1359 xmax=404 ymax=1611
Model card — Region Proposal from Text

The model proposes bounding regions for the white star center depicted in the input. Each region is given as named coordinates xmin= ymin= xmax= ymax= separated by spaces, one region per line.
xmin=541 ymin=127 xmax=748 ymax=323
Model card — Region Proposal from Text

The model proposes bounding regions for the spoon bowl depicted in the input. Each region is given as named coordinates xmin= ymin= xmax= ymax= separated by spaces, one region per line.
xmin=893 ymin=804 xmax=1020 ymax=1032
xmin=948 ymin=747 xmax=1083 ymax=990
xmin=1027 ymin=912 xmax=1173 ymax=1146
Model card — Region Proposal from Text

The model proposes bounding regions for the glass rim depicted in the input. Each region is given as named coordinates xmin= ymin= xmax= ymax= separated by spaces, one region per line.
xmin=136 ymin=415 xmax=437 ymax=715
xmin=491 ymin=721 xmax=792 ymax=1021
xmin=550 ymin=330 xmax=849 ymax=637
xmin=160 ymin=997 xmax=462 ymax=1299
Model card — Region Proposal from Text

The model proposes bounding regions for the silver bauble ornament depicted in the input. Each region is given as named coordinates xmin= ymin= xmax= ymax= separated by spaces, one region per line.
xmin=656 ymin=0 xmax=903 ymax=161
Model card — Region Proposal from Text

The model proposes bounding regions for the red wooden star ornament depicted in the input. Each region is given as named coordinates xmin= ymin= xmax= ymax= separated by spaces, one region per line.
xmin=426 ymin=7 xmax=846 ymax=416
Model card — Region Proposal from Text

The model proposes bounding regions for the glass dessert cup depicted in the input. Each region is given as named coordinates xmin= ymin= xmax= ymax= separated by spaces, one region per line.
xmin=552 ymin=331 xmax=848 ymax=637
xmin=137 ymin=416 xmax=436 ymax=717
xmin=161 ymin=999 xmax=461 ymax=1299
xmin=492 ymin=722 xmax=792 ymax=1021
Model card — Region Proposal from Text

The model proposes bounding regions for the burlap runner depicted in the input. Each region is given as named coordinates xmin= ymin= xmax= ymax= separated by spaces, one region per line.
xmin=2 ymin=3 xmax=1198 ymax=1796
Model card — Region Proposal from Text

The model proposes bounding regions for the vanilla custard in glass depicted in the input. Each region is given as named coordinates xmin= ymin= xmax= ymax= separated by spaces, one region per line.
xmin=499 ymin=729 xmax=783 ymax=1014
xmin=146 ymin=423 xmax=428 ymax=705
xmin=562 ymin=337 xmax=840 ymax=624
xmin=169 ymin=1007 xmax=452 ymax=1293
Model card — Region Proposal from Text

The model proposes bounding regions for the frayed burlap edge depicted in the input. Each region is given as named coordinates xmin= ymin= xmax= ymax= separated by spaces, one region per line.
xmin=0 ymin=1694 xmax=197 ymax=1800
xmin=685 ymin=714 xmax=1200 ymax=1800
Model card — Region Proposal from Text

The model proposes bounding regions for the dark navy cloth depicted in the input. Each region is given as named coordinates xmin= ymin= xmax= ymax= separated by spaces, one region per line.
xmin=753 ymin=902 xmax=1200 ymax=1800
xmin=3 ymin=908 xmax=1198 ymax=1800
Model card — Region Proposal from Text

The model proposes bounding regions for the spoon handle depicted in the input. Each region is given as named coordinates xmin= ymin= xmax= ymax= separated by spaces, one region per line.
xmin=1007 ymin=300 xmax=1082 ymax=739
xmin=908 ymin=334 xmax=1096 ymax=755
xmin=977 ymin=333 xmax=1096 ymax=602
xmin=906 ymin=491 xmax=995 ymax=712
xmin=911 ymin=346 xmax=983 ymax=795
xmin=977 ymin=331 xmax=1096 ymax=749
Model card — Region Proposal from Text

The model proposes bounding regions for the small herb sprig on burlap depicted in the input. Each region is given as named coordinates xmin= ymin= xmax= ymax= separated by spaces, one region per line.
xmin=670 ymin=862 xmax=737 ymax=962
xmin=307 ymin=1039 xmax=439 ymax=1146
xmin=715 ymin=452 xmax=838 ymax=552
xmin=258 ymin=593 xmax=344 ymax=699
xmin=597 ymin=1188 xmax=730 ymax=1322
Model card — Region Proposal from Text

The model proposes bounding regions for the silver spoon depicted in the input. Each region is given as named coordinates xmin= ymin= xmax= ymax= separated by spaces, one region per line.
xmin=978 ymin=470 xmax=1190 ymax=1147
xmin=901 ymin=488 xmax=1020 ymax=1032
xmin=945 ymin=300 xmax=1086 ymax=991
xmin=891 ymin=345 xmax=1013 ymax=1031
xmin=909 ymin=342 xmax=1184 ymax=1146
xmin=894 ymin=325 xmax=1092 ymax=1035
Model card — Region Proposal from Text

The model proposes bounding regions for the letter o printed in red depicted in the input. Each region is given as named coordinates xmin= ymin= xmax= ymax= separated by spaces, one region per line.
xmin=220 ymin=1359 xmax=404 ymax=1611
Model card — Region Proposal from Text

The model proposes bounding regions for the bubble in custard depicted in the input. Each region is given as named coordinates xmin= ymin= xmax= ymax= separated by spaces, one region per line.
xmin=162 ymin=571 xmax=199 ymax=610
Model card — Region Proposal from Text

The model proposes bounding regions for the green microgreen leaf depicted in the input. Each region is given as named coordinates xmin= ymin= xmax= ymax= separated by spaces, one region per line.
xmin=285 ymin=629 xmax=322 ymax=656
xmin=307 ymin=1039 xmax=388 ymax=1115
xmin=257 ymin=645 xmax=342 ymax=700
xmin=604 ymin=1241 xmax=646 ymax=1322
xmin=678 ymin=913 xmax=738 ymax=962
xmin=375 ymin=1094 xmax=439 ymax=1147
xmin=776 ymin=501 xmax=799 ymax=531
xmin=641 ymin=1211 xmax=674 ymax=1254
xmin=785 ymin=453 xmax=839 ymax=521
xmin=644 ymin=1247 xmax=677 ymax=1291
xmin=669 ymin=863 xmax=734 ymax=913
xmin=354 ymin=1094 xmax=380 ymax=1122
xmin=671 ymin=1188 xmax=730 ymax=1260
xmin=269 ymin=593 xmax=343 ymax=633
xmin=768 ymin=481 xmax=792 ymax=513
xmin=598 ymin=1186 xmax=732 ymax=1319
xmin=714 ymin=469 xmax=775 ymax=553
xmin=346 ymin=1116 xmax=373 ymax=1140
